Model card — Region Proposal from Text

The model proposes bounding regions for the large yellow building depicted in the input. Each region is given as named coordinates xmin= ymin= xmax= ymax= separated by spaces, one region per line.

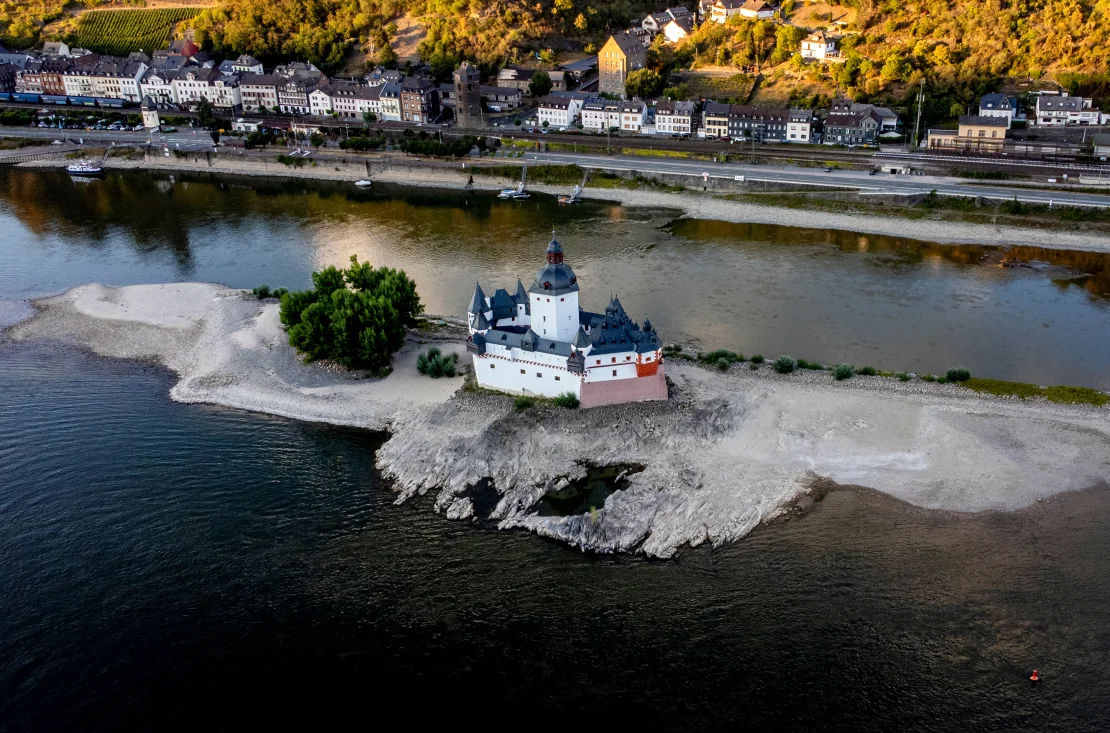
xmin=927 ymin=115 xmax=1008 ymax=152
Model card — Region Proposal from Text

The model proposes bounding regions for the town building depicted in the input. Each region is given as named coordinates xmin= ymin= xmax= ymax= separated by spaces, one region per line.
xmin=662 ymin=18 xmax=694 ymax=43
xmin=277 ymin=75 xmax=317 ymax=114
xmin=454 ymin=61 xmax=482 ymax=127
xmin=710 ymin=0 xmax=745 ymax=23
xmin=581 ymin=96 xmax=622 ymax=131
xmin=598 ymin=31 xmax=647 ymax=98
xmin=42 ymin=41 xmax=70 ymax=57
xmin=0 ymin=63 xmax=16 ymax=94
xmin=654 ymin=99 xmax=697 ymax=135
xmin=466 ymin=235 xmax=667 ymax=408
xmin=537 ymin=94 xmax=584 ymax=128
xmin=173 ymin=67 xmax=241 ymax=108
xmin=619 ymin=99 xmax=647 ymax=132
xmin=140 ymin=96 xmax=160 ymax=128
xmin=379 ymin=82 xmax=402 ymax=121
xmin=738 ymin=0 xmax=775 ymax=18
xmin=978 ymin=92 xmax=1017 ymax=127
xmin=239 ymin=73 xmax=280 ymax=112
xmin=496 ymin=66 xmax=567 ymax=93
xmin=39 ymin=55 xmax=74 ymax=96
xmin=702 ymin=101 xmax=730 ymax=138
xmin=1034 ymin=94 xmax=1102 ymax=126
xmin=481 ymin=85 xmax=524 ymax=111
xmin=823 ymin=109 xmax=881 ymax=145
xmin=1093 ymin=133 xmax=1110 ymax=158
xmin=800 ymin=31 xmax=838 ymax=60
xmin=642 ymin=6 xmax=692 ymax=33
xmin=787 ymin=108 xmax=813 ymax=141
xmin=399 ymin=76 xmax=439 ymax=122
xmin=14 ymin=60 xmax=44 ymax=95
xmin=219 ymin=54 xmax=263 ymax=74
xmin=727 ymin=105 xmax=789 ymax=140
xmin=927 ymin=115 xmax=1007 ymax=151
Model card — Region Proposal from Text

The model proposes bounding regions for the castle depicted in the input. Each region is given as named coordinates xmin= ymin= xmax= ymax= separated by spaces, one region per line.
xmin=466 ymin=234 xmax=668 ymax=408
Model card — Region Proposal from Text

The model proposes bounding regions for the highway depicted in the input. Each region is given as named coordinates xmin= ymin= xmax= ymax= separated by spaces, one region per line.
xmin=524 ymin=150 xmax=1110 ymax=208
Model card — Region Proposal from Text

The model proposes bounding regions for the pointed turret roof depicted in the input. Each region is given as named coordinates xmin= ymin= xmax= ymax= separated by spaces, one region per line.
xmin=513 ymin=279 xmax=528 ymax=303
xmin=473 ymin=310 xmax=491 ymax=330
xmin=572 ymin=326 xmax=591 ymax=350
xmin=467 ymin=282 xmax=486 ymax=313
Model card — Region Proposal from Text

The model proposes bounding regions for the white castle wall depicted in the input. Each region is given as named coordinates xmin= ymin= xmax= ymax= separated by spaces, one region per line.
xmin=472 ymin=350 xmax=582 ymax=398
xmin=529 ymin=291 xmax=579 ymax=342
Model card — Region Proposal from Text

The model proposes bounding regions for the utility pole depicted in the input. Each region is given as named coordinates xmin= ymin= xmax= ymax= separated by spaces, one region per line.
xmin=911 ymin=78 xmax=925 ymax=150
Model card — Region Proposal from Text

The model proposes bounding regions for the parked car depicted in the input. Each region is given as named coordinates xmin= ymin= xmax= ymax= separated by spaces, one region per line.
xmin=823 ymin=166 xmax=832 ymax=172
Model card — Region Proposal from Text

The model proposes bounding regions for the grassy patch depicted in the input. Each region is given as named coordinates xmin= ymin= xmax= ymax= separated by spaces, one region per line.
xmin=553 ymin=392 xmax=580 ymax=409
xmin=961 ymin=378 xmax=1108 ymax=406
xmin=513 ymin=396 xmax=536 ymax=410
xmin=474 ymin=164 xmax=580 ymax=185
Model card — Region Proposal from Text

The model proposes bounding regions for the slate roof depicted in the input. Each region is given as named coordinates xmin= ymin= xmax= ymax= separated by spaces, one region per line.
xmin=584 ymin=298 xmax=661 ymax=355
xmin=489 ymin=288 xmax=517 ymax=321
xmin=979 ymin=92 xmax=1015 ymax=111
xmin=468 ymin=282 xmax=487 ymax=314
xmin=484 ymin=328 xmax=573 ymax=356
xmin=959 ymin=114 xmax=1008 ymax=127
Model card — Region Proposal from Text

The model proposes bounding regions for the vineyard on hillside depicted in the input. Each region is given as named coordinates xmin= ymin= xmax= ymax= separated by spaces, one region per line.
xmin=76 ymin=8 xmax=200 ymax=56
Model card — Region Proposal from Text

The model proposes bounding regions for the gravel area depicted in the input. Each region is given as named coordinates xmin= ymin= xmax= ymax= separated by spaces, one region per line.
xmin=7 ymin=283 xmax=1109 ymax=558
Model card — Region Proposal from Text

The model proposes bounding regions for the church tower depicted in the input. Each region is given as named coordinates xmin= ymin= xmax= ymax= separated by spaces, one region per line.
xmin=528 ymin=233 xmax=580 ymax=342
xmin=453 ymin=61 xmax=482 ymax=128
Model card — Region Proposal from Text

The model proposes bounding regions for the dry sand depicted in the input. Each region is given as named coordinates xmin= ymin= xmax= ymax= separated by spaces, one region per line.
xmin=7 ymin=283 xmax=1109 ymax=557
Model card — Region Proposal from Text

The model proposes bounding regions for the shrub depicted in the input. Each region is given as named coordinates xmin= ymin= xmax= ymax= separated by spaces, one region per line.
xmin=554 ymin=392 xmax=580 ymax=409
xmin=834 ymin=363 xmax=854 ymax=380
xmin=278 ymin=255 xmax=422 ymax=370
xmin=701 ymin=348 xmax=743 ymax=363
xmin=946 ymin=367 xmax=971 ymax=382
xmin=662 ymin=343 xmax=683 ymax=355
xmin=272 ymin=287 xmax=288 ymax=299
xmin=796 ymin=358 xmax=820 ymax=370
xmin=773 ymin=356 xmax=796 ymax=374
xmin=416 ymin=346 xmax=458 ymax=378
xmin=922 ymin=374 xmax=937 ymax=382
xmin=252 ymin=284 xmax=272 ymax=299
xmin=749 ymin=362 xmax=759 ymax=370
xmin=897 ymin=372 xmax=911 ymax=381
xmin=514 ymin=396 xmax=536 ymax=410
xmin=714 ymin=357 xmax=730 ymax=371
xmin=857 ymin=366 xmax=877 ymax=376
xmin=750 ymin=354 xmax=764 ymax=364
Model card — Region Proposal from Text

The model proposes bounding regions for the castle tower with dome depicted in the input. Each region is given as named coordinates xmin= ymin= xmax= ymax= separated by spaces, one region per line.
xmin=466 ymin=234 xmax=668 ymax=408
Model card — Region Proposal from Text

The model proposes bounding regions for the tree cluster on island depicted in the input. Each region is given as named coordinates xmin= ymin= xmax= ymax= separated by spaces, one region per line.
xmin=278 ymin=255 xmax=422 ymax=371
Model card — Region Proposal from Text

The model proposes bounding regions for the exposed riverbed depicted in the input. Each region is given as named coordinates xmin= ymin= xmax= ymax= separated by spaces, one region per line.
xmin=9 ymin=282 xmax=1108 ymax=557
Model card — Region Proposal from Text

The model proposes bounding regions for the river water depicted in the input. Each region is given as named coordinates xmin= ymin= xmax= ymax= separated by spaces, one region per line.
xmin=1 ymin=168 xmax=1109 ymax=729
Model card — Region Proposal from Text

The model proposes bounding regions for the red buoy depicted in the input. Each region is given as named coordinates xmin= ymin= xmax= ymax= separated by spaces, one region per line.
xmin=1030 ymin=670 xmax=1040 ymax=682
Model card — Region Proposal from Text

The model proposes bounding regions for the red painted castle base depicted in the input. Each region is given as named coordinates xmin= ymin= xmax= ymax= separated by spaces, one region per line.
xmin=579 ymin=371 xmax=669 ymax=409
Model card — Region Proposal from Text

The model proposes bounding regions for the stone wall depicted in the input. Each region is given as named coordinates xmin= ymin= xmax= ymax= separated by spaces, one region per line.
xmin=580 ymin=372 xmax=668 ymax=408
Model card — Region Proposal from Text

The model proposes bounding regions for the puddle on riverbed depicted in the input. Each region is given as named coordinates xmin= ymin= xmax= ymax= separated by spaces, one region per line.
xmin=535 ymin=464 xmax=645 ymax=517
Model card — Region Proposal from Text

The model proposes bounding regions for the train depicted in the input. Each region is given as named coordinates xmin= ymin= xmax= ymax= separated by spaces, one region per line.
xmin=0 ymin=92 xmax=127 ymax=108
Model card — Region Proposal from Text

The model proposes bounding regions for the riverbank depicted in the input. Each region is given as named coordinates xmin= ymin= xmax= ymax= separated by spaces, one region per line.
xmin=19 ymin=153 xmax=1110 ymax=253
xmin=6 ymin=283 xmax=1108 ymax=557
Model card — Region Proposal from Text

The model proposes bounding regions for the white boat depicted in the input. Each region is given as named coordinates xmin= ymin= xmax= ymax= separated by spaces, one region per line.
xmin=500 ymin=181 xmax=528 ymax=200
xmin=497 ymin=187 xmax=518 ymax=199
xmin=67 ymin=162 xmax=103 ymax=176
xmin=511 ymin=190 xmax=530 ymax=200
xmin=354 ymin=179 xmax=373 ymax=188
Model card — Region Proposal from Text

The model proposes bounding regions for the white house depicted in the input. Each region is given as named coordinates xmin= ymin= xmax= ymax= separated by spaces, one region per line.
xmin=663 ymin=18 xmax=693 ymax=43
xmin=738 ymin=0 xmax=775 ymax=19
xmin=787 ymin=108 xmax=813 ymax=141
xmin=800 ymin=31 xmax=837 ymax=60
xmin=1034 ymin=94 xmax=1101 ymax=126
xmin=309 ymin=86 xmax=332 ymax=116
xmin=977 ymin=93 xmax=1017 ymax=128
xmin=581 ymin=96 xmax=621 ymax=131
xmin=466 ymin=235 xmax=667 ymax=408
xmin=654 ymin=99 xmax=696 ymax=134
xmin=140 ymin=68 xmax=177 ymax=105
xmin=619 ymin=99 xmax=647 ymax=132
xmin=239 ymin=73 xmax=280 ymax=113
xmin=711 ymin=0 xmax=744 ymax=23
xmin=537 ymin=94 xmax=583 ymax=127
xmin=172 ymin=67 xmax=241 ymax=108
xmin=378 ymin=82 xmax=402 ymax=121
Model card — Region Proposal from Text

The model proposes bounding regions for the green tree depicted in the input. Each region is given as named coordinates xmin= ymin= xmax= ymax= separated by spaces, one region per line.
xmin=362 ymin=109 xmax=376 ymax=125
xmin=278 ymin=256 xmax=422 ymax=370
xmin=196 ymin=97 xmax=215 ymax=129
xmin=624 ymin=68 xmax=664 ymax=99
xmin=309 ymin=133 xmax=324 ymax=149
xmin=529 ymin=70 xmax=553 ymax=97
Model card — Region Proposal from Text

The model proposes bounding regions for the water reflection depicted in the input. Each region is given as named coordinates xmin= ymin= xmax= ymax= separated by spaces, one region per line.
xmin=1 ymin=168 xmax=1107 ymax=388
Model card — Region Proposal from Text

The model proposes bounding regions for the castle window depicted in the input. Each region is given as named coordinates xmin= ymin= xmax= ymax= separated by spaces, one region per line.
xmin=611 ymin=358 xmax=616 ymax=363
xmin=596 ymin=359 xmax=600 ymax=364
xmin=554 ymin=376 xmax=560 ymax=381
xmin=536 ymin=372 xmax=542 ymax=378
xmin=612 ymin=370 xmax=617 ymax=377
xmin=520 ymin=369 xmax=526 ymax=374
xmin=490 ymin=364 xmax=495 ymax=369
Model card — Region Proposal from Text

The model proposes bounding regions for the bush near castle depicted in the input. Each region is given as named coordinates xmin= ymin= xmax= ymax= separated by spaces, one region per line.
xmin=279 ymin=255 xmax=422 ymax=370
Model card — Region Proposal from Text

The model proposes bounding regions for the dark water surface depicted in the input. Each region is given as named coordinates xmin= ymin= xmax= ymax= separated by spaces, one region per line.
xmin=1 ymin=342 xmax=1108 ymax=730
xmin=2 ymin=168 xmax=1110 ymax=729
xmin=1 ymin=167 xmax=1108 ymax=388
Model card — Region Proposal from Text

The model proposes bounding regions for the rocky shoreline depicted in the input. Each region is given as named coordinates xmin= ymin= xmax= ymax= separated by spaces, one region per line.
xmin=6 ymin=282 xmax=1109 ymax=558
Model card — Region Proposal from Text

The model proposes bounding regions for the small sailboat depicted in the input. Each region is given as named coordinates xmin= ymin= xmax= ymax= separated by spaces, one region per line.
xmin=354 ymin=179 xmax=373 ymax=188
xmin=500 ymin=166 xmax=529 ymax=199
xmin=558 ymin=184 xmax=581 ymax=205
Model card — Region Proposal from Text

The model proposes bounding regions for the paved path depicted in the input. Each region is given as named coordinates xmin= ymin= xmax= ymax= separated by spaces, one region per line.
xmin=525 ymin=151 xmax=1110 ymax=208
